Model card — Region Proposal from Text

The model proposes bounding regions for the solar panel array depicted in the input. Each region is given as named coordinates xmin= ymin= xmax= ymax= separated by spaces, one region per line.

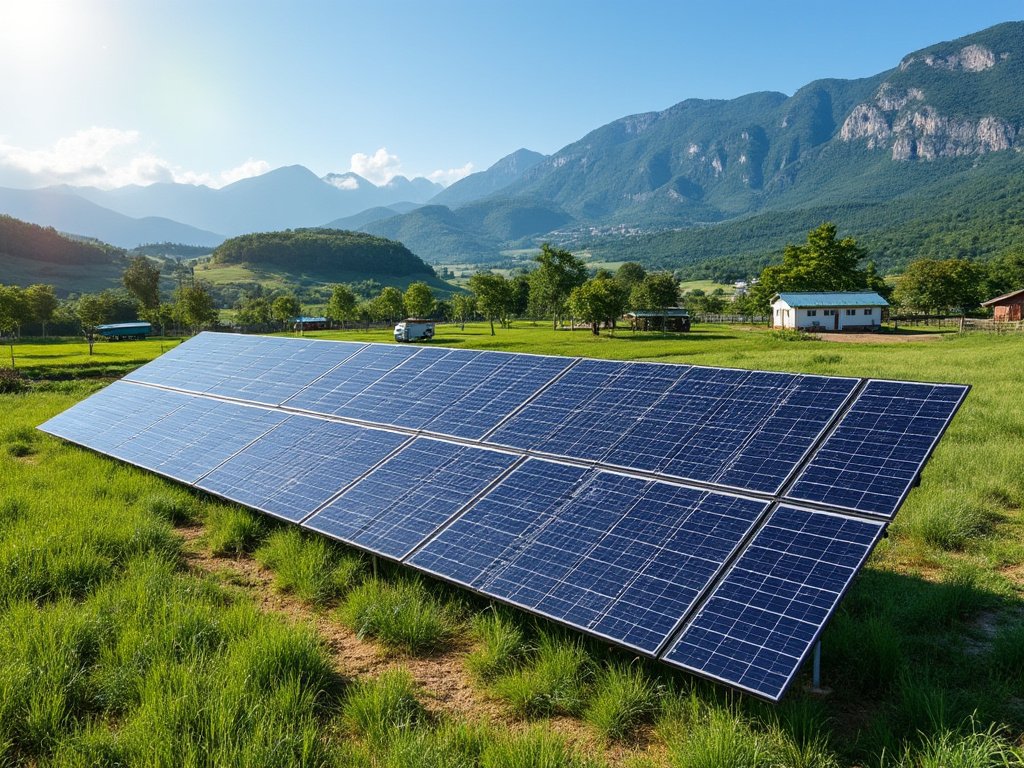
xmin=39 ymin=332 xmax=968 ymax=701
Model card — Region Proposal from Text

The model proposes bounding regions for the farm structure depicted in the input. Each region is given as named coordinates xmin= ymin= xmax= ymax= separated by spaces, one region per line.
xmin=95 ymin=322 xmax=152 ymax=341
xmin=624 ymin=308 xmax=691 ymax=332
xmin=293 ymin=316 xmax=329 ymax=331
xmin=771 ymin=292 xmax=888 ymax=332
xmin=981 ymin=288 xmax=1024 ymax=322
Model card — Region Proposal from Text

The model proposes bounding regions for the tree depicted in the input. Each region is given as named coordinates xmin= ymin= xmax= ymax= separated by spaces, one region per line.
xmin=122 ymin=256 xmax=162 ymax=313
xmin=271 ymin=294 xmax=302 ymax=328
xmin=632 ymin=272 xmax=680 ymax=311
xmin=326 ymin=284 xmax=358 ymax=329
xmin=985 ymin=250 xmax=1024 ymax=298
xmin=527 ymin=243 xmax=587 ymax=329
xmin=24 ymin=284 xmax=59 ymax=338
xmin=236 ymin=296 xmax=273 ymax=327
xmin=372 ymin=287 xmax=405 ymax=324
xmin=616 ymin=262 xmax=647 ymax=288
xmin=568 ymin=277 xmax=629 ymax=335
xmin=469 ymin=272 xmax=513 ymax=336
xmin=509 ymin=274 xmax=531 ymax=318
xmin=450 ymin=293 xmax=476 ymax=330
xmin=174 ymin=283 xmax=218 ymax=334
xmin=403 ymin=281 xmax=435 ymax=318
xmin=892 ymin=258 xmax=986 ymax=314
xmin=0 ymin=285 xmax=28 ymax=338
xmin=864 ymin=260 xmax=892 ymax=301
xmin=0 ymin=285 xmax=28 ymax=366
xmin=751 ymin=223 xmax=869 ymax=312
xmin=76 ymin=292 xmax=113 ymax=355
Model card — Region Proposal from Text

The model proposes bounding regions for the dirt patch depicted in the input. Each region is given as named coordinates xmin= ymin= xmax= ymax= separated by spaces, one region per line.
xmin=175 ymin=524 xmax=657 ymax=766
xmin=810 ymin=332 xmax=947 ymax=343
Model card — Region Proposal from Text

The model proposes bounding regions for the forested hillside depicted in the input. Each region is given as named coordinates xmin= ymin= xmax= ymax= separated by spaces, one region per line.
xmin=211 ymin=229 xmax=436 ymax=279
xmin=0 ymin=215 xmax=129 ymax=294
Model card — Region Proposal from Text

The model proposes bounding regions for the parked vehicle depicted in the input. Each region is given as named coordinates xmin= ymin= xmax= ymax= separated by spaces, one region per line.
xmin=394 ymin=319 xmax=435 ymax=342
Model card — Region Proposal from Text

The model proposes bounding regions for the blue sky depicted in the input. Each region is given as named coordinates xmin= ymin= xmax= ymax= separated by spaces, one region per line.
xmin=0 ymin=0 xmax=1020 ymax=189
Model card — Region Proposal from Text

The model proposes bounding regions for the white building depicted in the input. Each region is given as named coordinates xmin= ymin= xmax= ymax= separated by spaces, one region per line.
xmin=771 ymin=291 xmax=888 ymax=332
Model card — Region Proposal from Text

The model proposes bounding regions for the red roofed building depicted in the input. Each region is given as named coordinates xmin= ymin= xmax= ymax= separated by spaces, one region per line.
xmin=982 ymin=288 xmax=1024 ymax=322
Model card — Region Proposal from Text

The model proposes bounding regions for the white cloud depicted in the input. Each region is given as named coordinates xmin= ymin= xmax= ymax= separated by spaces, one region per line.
xmin=0 ymin=128 xmax=269 ymax=189
xmin=428 ymin=162 xmax=474 ymax=187
xmin=349 ymin=147 xmax=403 ymax=185
xmin=325 ymin=174 xmax=360 ymax=191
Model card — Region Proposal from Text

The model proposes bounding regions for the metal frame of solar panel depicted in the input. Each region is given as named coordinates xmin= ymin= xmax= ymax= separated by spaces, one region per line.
xmin=37 ymin=332 xmax=969 ymax=702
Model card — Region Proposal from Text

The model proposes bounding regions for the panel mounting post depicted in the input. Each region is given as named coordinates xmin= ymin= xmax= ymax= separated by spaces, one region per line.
xmin=812 ymin=640 xmax=821 ymax=690
xmin=372 ymin=555 xmax=379 ymax=579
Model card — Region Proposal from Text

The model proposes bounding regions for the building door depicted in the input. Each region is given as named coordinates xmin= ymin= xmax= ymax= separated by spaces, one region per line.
xmin=833 ymin=311 xmax=839 ymax=331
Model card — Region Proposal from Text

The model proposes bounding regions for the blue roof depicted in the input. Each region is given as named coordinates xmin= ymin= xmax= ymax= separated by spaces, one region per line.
xmin=773 ymin=291 xmax=889 ymax=308
xmin=293 ymin=316 xmax=328 ymax=323
xmin=96 ymin=322 xmax=152 ymax=330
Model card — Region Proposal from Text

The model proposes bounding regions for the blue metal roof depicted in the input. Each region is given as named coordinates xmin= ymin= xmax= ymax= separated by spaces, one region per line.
xmin=96 ymin=322 xmax=152 ymax=330
xmin=773 ymin=292 xmax=889 ymax=308
xmin=293 ymin=316 xmax=328 ymax=323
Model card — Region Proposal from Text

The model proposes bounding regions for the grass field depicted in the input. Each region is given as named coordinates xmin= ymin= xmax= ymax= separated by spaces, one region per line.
xmin=2 ymin=323 xmax=1024 ymax=766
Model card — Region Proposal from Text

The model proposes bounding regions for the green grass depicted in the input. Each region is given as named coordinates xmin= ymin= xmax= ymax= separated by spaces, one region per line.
xmin=255 ymin=527 xmax=364 ymax=606
xmin=3 ymin=324 xmax=1024 ymax=767
xmin=339 ymin=576 xmax=463 ymax=654
xmin=585 ymin=663 xmax=661 ymax=741
xmin=492 ymin=631 xmax=593 ymax=718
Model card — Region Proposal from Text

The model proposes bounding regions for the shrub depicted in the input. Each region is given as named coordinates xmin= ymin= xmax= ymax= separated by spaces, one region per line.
xmin=0 ymin=367 xmax=25 ymax=393
xmin=339 ymin=578 xmax=461 ymax=654
xmin=768 ymin=329 xmax=810 ymax=342
xmin=910 ymin=500 xmax=998 ymax=551
xmin=255 ymin=528 xmax=362 ymax=606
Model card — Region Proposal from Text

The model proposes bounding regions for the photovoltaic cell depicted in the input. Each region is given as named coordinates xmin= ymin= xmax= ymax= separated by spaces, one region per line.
xmin=663 ymin=505 xmax=883 ymax=700
xmin=785 ymin=380 xmax=969 ymax=517
xmin=125 ymin=332 xmax=365 ymax=405
xmin=410 ymin=459 xmax=770 ymax=654
xmin=196 ymin=416 xmax=409 ymax=522
xmin=303 ymin=437 xmax=518 ymax=558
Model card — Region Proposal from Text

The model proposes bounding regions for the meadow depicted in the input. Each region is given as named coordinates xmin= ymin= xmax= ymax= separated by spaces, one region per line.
xmin=1 ymin=322 xmax=1023 ymax=767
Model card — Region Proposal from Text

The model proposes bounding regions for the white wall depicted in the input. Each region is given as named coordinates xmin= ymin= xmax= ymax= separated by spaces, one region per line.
xmin=772 ymin=303 xmax=881 ymax=330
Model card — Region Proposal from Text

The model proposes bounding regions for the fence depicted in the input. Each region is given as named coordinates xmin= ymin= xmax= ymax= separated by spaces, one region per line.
xmin=961 ymin=318 xmax=1024 ymax=333
xmin=693 ymin=314 xmax=770 ymax=324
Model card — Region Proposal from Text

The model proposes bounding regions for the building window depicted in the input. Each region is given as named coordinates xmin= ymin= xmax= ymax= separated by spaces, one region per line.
xmin=846 ymin=309 xmax=857 ymax=316
xmin=806 ymin=310 xmax=817 ymax=317
xmin=863 ymin=308 xmax=873 ymax=315
xmin=823 ymin=309 xmax=836 ymax=316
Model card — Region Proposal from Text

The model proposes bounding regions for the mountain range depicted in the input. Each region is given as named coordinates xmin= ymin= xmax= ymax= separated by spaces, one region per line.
xmin=2 ymin=21 xmax=1023 ymax=272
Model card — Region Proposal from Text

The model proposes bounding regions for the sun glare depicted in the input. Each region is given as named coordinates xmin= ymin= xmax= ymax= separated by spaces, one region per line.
xmin=0 ymin=0 xmax=77 ymax=63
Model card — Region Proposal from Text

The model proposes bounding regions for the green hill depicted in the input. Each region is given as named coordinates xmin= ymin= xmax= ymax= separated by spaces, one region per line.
xmin=0 ymin=214 xmax=128 ymax=295
xmin=204 ymin=228 xmax=455 ymax=296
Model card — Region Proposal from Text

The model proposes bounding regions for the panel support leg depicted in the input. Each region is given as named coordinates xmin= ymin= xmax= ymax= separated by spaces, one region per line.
xmin=372 ymin=555 xmax=378 ymax=579
xmin=812 ymin=640 xmax=821 ymax=690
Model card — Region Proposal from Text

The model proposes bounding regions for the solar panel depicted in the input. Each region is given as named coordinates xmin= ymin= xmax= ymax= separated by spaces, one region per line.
xmin=491 ymin=363 xmax=858 ymax=494
xmin=39 ymin=380 xmax=289 ymax=483
xmin=281 ymin=343 xmax=424 ymax=415
xmin=126 ymin=332 xmax=365 ymax=405
xmin=662 ymin=506 xmax=884 ymax=700
xmin=38 ymin=333 xmax=969 ymax=702
xmin=303 ymin=437 xmax=519 ymax=558
xmin=785 ymin=380 xmax=969 ymax=517
xmin=409 ymin=460 xmax=771 ymax=654
xmin=196 ymin=417 xmax=409 ymax=522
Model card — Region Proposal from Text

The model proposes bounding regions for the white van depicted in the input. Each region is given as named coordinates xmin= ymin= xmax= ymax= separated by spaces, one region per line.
xmin=394 ymin=319 xmax=435 ymax=342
